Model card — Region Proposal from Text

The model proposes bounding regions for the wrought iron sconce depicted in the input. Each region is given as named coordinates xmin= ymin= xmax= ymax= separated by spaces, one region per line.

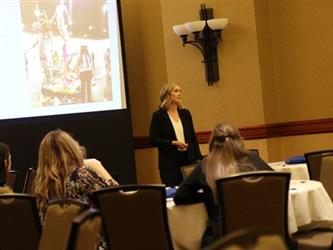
xmin=173 ymin=4 xmax=228 ymax=86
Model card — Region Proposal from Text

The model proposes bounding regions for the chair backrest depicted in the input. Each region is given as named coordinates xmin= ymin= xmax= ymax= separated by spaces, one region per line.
xmin=23 ymin=167 xmax=36 ymax=194
xmin=39 ymin=199 xmax=88 ymax=250
xmin=203 ymin=228 xmax=287 ymax=250
xmin=0 ymin=194 xmax=41 ymax=250
xmin=304 ymin=150 xmax=333 ymax=180
xmin=249 ymin=149 xmax=260 ymax=157
xmin=67 ymin=208 xmax=102 ymax=250
xmin=6 ymin=170 xmax=19 ymax=191
xmin=180 ymin=163 xmax=197 ymax=179
xmin=319 ymin=156 xmax=333 ymax=201
xmin=216 ymin=171 xmax=291 ymax=245
xmin=93 ymin=184 xmax=174 ymax=250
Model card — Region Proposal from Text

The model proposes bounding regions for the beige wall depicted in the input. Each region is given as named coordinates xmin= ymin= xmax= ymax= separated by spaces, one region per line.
xmin=121 ymin=0 xmax=333 ymax=184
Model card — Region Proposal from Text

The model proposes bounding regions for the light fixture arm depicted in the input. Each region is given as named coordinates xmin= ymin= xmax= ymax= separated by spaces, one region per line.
xmin=181 ymin=39 xmax=205 ymax=56
xmin=173 ymin=4 xmax=228 ymax=86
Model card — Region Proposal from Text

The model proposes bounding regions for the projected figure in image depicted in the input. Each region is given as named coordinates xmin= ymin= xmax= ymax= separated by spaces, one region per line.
xmin=50 ymin=0 xmax=71 ymax=40
xmin=50 ymin=0 xmax=72 ymax=67
xmin=29 ymin=10 xmax=57 ymax=85
xmin=103 ymin=48 xmax=112 ymax=101
xmin=77 ymin=45 xmax=94 ymax=102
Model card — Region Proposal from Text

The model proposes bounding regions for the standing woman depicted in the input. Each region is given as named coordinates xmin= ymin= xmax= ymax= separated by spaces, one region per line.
xmin=149 ymin=82 xmax=202 ymax=186
xmin=0 ymin=143 xmax=13 ymax=193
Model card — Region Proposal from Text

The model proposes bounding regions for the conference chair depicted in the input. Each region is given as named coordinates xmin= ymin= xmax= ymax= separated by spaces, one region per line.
xmin=216 ymin=171 xmax=293 ymax=248
xmin=39 ymin=199 xmax=89 ymax=250
xmin=23 ymin=167 xmax=36 ymax=194
xmin=203 ymin=228 xmax=287 ymax=250
xmin=67 ymin=208 xmax=102 ymax=250
xmin=304 ymin=149 xmax=333 ymax=180
xmin=180 ymin=162 xmax=198 ymax=179
xmin=249 ymin=149 xmax=260 ymax=157
xmin=93 ymin=184 xmax=174 ymax=250
xmin=0 ymin=194 xmax=41 ymax=250
xmin=6 ymin=170 xmax=19 ymax=191
xmin=292 ymin=228 xmax=333 ymax=250
xmin=319 ymin=156 xmax=333 ymax=201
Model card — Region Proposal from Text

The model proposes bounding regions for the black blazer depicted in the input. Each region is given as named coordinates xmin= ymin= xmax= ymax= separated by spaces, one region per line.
xmin=149 ymin=108 xmax=202 ymax=171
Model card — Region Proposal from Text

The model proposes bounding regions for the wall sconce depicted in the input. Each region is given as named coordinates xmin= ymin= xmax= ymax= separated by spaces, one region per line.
xmin=173 ymin=4 xmax=228 ymax=86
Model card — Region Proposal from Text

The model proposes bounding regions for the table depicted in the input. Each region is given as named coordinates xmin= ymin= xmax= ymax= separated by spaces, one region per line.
xmin=167 ymin=201 xmax=208 ymax=250
xmin=269 ymin=161 xmax=310 ymax=180
xmin=288 ymin=180 xmax=333 ymax=234
xmin=167 ymin=180 xmax=333 ymax=250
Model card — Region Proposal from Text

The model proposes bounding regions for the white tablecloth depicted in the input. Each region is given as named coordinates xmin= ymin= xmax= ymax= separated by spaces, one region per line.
xmin=167 ymin=180 xmax=333 ymax=249
xmin=288 ymin=180 xmax=333 ymax=234
xmin=167 ymin=201 xmax=208 ymax=250
xmin=269 ymin=161 xmax=310 ymax=180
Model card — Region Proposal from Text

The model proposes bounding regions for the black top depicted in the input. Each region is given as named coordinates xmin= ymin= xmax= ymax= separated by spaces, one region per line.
xmin=149 ymin=108 xmax=202 ymax=171
xmin=173 ymin=153 xmax=273 ymax=244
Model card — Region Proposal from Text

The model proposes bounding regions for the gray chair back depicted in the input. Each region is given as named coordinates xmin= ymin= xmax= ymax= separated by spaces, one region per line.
xmin=0 ymin=194 xmax=41 ymax=250
xmin=93 ymin=184 xmax=174 ymax=250
xmin=216 ymin=171 xmax=291 ymax=246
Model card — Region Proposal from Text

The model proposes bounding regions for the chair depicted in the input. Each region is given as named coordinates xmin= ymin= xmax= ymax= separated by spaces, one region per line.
xmin=216 ymin=171 xmax=292 ymax=247
xmin=0 ymin=194 xmax=41 ymax=250
xmin=67 ymin=208 xmax=102 ymax=250
xmin=203 ymin=228 xmax=287 ymax=250
xmin=304 ymin=150 xmax=333 ymax=180
xmin=319 ymin=156 xmax=333 ymax=201
xmin=180 ymin=162 xmax=197 ymax=179
xmin=292 ymin=229 xmax=333 ymax=250
xmin=6 ymin=170 xmax=19 ymax=190
xmin=23 ymin=167 xmax=36 ymax=194
xmin=249 ymin=149 xmax=260 ymax=157
xmin=93 ymin=184 xmax=174 ymax=250
xmin=39 ymin=199 xmax=88 ymax=250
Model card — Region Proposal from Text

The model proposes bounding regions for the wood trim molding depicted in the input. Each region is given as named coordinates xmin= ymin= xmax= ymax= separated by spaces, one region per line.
xmin=134 ymin=118 xmax=333 ymax=149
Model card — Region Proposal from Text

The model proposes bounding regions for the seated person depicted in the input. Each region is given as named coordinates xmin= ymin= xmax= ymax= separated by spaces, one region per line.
xmin=0 ymin=142 xmax=13 ymax=194
xmin=34 ymin=129 xmax=118 ymax=217
xmin=173 ymin=122 xmax=273 ymax=247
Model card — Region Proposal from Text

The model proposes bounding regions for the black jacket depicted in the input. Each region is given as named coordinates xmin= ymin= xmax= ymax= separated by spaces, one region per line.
xmin=149 ymin=108 xmax=202 ymax=171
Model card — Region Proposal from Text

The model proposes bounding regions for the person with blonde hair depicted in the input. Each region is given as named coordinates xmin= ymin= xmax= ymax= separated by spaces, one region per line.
xmin=149 ymin=82 xmax=202 ymax=186
xmin=34 ymin=129 xmax=118 ymax=215
xmin=0 ymin=143 xmax=13 ymax=194
xmin=174 ymin=122 xmax=273 ymax=247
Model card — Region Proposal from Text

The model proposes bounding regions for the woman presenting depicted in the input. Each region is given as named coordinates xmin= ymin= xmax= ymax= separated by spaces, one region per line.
xmin=149 ymin=82 xmax=202 ymax=186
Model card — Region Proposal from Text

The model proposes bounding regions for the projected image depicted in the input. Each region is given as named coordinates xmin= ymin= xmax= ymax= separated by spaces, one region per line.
xmin=21 ymin=0 xmax=113 ymax=107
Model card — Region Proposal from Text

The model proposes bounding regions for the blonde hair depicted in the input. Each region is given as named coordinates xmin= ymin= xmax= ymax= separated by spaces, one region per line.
xmin=204 ymin=123 xmax=254 ymax=199
xmin=159 ymin=82 xmax=183 ymax=110
xmin=34 ymin=129 xmax=84 ymax=213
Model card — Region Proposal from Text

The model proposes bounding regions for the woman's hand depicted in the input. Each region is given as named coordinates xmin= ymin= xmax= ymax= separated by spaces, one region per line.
xmin=172 ymin=141 xmax=188 ymax=151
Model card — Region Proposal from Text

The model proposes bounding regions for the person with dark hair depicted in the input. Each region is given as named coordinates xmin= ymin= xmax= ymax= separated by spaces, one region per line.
xmin=149 ymin=82 xmax=202 ymax=187
xmin=174 ymin=122 xmax=273 ymax=247
xmin=0 ymin=143 xmax=13 ymax=193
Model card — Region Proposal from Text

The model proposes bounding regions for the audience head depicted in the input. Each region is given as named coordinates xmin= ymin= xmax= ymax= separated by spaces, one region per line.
xmin=205 ymin=123 xmax=249 ymax=197
xmin=159 ymin=82 xmax=183 ymax=110
xmin=0 ymin=143 xmax=11 ymax=187
xmin=35 ymin=129 xmax=84 ymax=211
xmin=208 ymin=122 xmax=245 ymax=158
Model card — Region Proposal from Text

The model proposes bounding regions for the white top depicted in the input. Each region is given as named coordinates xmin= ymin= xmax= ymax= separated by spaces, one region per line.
xmin=79 ymin=54 xmax=93 ymax=72
xmin=169 ymin=116 xmax=185 ymax=145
